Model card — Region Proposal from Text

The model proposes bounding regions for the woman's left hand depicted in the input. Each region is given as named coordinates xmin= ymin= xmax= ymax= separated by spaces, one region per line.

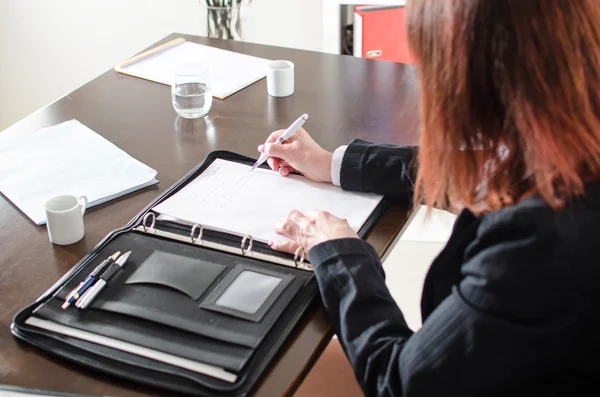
xmin=270 ymin=209 xmax=359 ymax=254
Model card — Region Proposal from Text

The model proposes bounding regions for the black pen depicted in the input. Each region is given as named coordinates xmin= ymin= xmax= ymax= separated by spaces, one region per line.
xmin=62 ymin=251 xmax=121 ymax=309
xmin=76 ymin=251 xmax=132 ymax=309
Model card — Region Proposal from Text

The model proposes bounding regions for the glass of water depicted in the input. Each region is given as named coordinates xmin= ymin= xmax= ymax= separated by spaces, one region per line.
xmin=172 ymin=62 xmax=212 ymax=119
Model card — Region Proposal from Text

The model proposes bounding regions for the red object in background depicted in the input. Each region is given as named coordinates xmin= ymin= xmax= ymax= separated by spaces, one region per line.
xmin=353 ymin=5 xmax=416 ymax=65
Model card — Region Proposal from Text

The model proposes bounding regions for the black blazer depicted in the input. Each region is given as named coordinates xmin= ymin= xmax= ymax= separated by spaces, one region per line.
xmin=308 ymin=139 xmax=600 ymax=396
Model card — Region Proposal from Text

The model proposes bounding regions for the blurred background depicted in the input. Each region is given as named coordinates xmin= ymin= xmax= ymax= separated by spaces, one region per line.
xmin=0 ymin=0 xmax=323 ymax=131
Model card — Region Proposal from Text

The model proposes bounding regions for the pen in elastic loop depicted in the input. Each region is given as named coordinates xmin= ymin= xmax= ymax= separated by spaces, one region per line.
xmin=62 ymin=251 xmax=120 ymax=309
xmin=77 ymin=251 xmax=131 ymax=310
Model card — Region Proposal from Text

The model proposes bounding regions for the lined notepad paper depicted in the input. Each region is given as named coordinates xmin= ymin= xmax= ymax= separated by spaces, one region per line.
xmin=153 ymin=159 xmax=384 ymax=244
xmin=115 ymin=39 xmax=271 ymax=99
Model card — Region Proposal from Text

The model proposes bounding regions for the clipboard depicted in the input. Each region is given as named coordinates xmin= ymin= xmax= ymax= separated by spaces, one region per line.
xmin=114 ymin=38 xmax=271 ymax=99
xmin=11 ymin=150 xmax=390 ymax=397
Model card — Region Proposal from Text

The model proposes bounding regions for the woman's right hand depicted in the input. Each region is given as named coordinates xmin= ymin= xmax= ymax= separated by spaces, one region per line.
xmin=257 ymin=128 xmax=333 ymax=183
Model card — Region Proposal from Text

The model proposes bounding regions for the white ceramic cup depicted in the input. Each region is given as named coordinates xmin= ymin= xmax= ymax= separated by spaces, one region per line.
xmin=45 ymin=195 xmax=88 ymax=245
xmin=267 ymin=60 xmax=294 ymax=97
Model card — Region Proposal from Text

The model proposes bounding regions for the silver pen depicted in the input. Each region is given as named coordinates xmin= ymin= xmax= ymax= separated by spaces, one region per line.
xmin=76 ymin=251 xmax=132 ymax=309
xmin=62 ymin=251 xmax=120 ymax=309
xmin=251 ymin=114 xmax=308 ymax=171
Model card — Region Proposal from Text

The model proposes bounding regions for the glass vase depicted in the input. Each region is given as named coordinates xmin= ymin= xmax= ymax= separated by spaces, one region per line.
xmin=205 ymin=2 xmax=248 ymax=40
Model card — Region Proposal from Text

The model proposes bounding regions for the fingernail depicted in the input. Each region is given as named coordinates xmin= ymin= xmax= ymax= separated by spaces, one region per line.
xmin=268 ymin=240 xmax=274 ymax=247
xmin=258 ymin=145 xmax=264 ymax=152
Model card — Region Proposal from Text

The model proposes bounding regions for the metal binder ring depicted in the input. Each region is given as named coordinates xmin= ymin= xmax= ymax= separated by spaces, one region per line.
xmin=294 ymin=246 xmax=306 ymax=268
xmin=142 ymin=212 xmax=156 ymax=233
xmin=191 ymin=224 xmax=204 ymax=244
xmin=241 ymin=235 xmax=253 ymax=256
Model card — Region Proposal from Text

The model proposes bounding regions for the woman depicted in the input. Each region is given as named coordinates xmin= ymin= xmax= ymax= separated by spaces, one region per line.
xmin=258 ymin=1 xmax=600 ymax=396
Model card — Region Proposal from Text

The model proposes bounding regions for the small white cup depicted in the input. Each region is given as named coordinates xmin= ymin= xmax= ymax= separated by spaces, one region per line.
xmin=45 ymin=195 xmax=88 ymax=245
xmin=267 ymin=60 xmax=294 ymax=97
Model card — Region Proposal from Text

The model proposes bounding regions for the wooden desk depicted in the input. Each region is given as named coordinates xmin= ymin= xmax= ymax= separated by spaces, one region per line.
xmin=0 ymin=33 xmax=420 ymax=397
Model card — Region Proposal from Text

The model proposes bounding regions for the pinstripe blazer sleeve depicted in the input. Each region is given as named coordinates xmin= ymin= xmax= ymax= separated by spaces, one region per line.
xmin=339 ymin=138 xmax=418 ymax=201
xmin=307 ymin=209 xmax=579 ymax=396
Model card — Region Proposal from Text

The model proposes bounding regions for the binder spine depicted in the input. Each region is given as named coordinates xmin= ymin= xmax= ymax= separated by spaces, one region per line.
xmin=133 ymin=212 xmax=313 ymax=272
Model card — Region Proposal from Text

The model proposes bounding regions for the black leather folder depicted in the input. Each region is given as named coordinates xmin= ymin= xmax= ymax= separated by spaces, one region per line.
xmin=11 ymin=150 xmax=389 ymax=397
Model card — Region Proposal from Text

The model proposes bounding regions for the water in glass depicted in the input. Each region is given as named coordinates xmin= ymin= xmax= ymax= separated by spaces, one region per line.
xmin=172 ymin=63 xmax=212 ymax=119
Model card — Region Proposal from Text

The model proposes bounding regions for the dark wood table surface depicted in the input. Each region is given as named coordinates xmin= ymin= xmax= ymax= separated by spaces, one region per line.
xmin=0 ymin=33 xmax=420 ymax=397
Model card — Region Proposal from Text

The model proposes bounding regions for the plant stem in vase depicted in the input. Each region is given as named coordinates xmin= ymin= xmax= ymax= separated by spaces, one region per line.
xmin=204 ymin=0 xmax=251 ymax=41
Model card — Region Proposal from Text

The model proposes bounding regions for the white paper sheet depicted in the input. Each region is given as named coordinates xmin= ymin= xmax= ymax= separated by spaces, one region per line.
xmin=382 ymin=241 xmax=446 ymax=331
xmin=380 ymin=205 xmax=457 ymax=331
xmin=116 ymin=41 xmax=271 ymax=99
xmin=0 ymin=120 xmax=158 ymax=225
xmin=399 ymin=204 xmax=457 ymax=243
xmin=153 ymin=159 xmax=384 ymax=243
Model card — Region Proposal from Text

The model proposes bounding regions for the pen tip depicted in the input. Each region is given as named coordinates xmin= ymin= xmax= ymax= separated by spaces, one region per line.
xmin=117 ymin=251 xmax=132 ymax=265
xmin=301 ymin=114 xmax=308 ymax=120
xmin=110 ymin=251 xmax=121 ymax=260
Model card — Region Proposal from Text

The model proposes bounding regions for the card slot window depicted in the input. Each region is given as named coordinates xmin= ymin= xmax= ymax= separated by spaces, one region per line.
xmin=201 ymin=263 xmax=294 ymax=323
xmin=215 ymin=271 xmax=281 ymax=314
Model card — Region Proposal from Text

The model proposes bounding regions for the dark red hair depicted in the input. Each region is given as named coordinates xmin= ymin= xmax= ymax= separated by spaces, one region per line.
xmin=406 ymin=0 xmax=600 ymax=212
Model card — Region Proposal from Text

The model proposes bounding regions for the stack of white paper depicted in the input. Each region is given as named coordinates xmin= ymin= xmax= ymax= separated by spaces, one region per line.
xmin=0 ymin=120 xmax=158 ymax=225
